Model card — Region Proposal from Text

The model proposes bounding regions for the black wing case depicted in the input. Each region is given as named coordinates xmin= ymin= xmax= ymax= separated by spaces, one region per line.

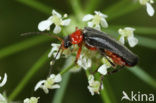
xmin=83 ymin=27 xmax=138 ymax=66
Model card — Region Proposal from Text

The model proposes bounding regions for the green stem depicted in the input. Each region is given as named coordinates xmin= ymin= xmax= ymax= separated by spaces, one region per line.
xmin=128 ymin=66 xmax=156 ymax=89
xmin=52 ymin=72 xmax=71 ymax=103
xmin=85 ymin=0 xmax=101 ymax=13
xmin=8 ymin=50 xmax=49 ymax=101
xmin=101 ymin=86 xmax=112 ymax=103
xmin=17 ymin=0 xmax=52 ymax=14
xmin=101 ymin=79 xmax=117 ymax=103
xmin=69 ymin=0 xmax=83 ymax=20
xmin=0 ymin=36 xmax=49 ymax=59
xmin=60 ymin=63 xmax=74 ymax=75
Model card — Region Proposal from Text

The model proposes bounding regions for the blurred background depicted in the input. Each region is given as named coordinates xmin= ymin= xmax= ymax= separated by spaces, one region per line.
xmin=0 ymin=0 xmax=156 ymax=103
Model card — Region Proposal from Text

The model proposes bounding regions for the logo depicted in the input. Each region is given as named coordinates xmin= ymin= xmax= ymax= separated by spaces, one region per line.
xmin=121 ymin=91 xmax=155 ymax=102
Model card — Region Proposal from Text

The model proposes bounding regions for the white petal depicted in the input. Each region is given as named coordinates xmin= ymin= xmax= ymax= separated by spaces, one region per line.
xmin=63 ymin=14 xmax=68 ymax=18
xmin=119 ymin=36 xmax=125 ymax=44
xmin=127 ymin=35 xmax=138 ymax=47
xmin=38 ymin=19 xmax=52 ymax=31
xmin=125 ymin=27 xmax=135 ymax=31
xmin=82 ymin=14 xmax=94 ymax=21
xmin=50 ymin=74 xmax=56 ymax=79
xmin=88 ymin=86 xmax=94 ymax=96
xmin=34 ymin=80 xmax=45 ymax=91
xmin=98 ymin=64 xmax=108 ymax=75
xmin=118 ymin=29 xmax=124 ymax=36
xmin=48 ymin=48 xmax=54 ymax=58
xmin=100 ymin=18 xmax=108 ymax=28
xmin=0 ymin=73 xmax=7 ymax=87
xmin=54 ymin=74 xmax=62 ymax=82
xmin=139 ymin=0 xmax=146 ymax=5
xmin=146 ymin=3 xmax=155 ymax=16
xmin=53 ymin=25 xmax=61 ymax=34
xmin=61 ymin=19 xmax=71 ymax=26
xmin=42 ymin=86 xmax=49 ymax=94
xmin=53 ymin=52 xmax=61 ymax=60
xmin=77 ymin=54 xmax=92 ymax=70
xmin=52 ymin=10 xmax=62 ymax=18
xmin=51 ymin=84 xmax=60 ymax=89
xmin=94 ymin=11 xmax=107 ymax=18
xmin=95 ymin=24 xmax=101 ymax=30
xmin=0 ymin=94 xmax=6 ymax=101
xmin=88 ymin=22 xmax=94 ymax=27
xmin=24 ymin=98 xmax=29 ymax=103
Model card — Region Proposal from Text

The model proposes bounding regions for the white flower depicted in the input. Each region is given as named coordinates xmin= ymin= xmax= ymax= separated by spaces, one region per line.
xmin=83 ymin=11 xmax=108 ymax=30
xmin=77 ymin=53 xmax=91 ymax=70
xmin=0 ymin=73 xmax=7 ymax=87
xmin=118 ymin=27 xmax=138 ymax=47
xmin=139 ymin=0 xmax=155 ymax=16
xmin=98 ymin=57 xmax=112 ymax=75
xmin=87 ymin=75 xmax=103 ymax=95
xmin=34 ymin=74 xmax=62 ymax=94
xmin=24 ymin=97 xmax=39 ymax=103
xmin=48 ymin=43 xmax=61 ymax=60
xmin=0 ymin=93 xmax=7 ymax=103
xmin=38 ymin=10 xmax=71 ymax=34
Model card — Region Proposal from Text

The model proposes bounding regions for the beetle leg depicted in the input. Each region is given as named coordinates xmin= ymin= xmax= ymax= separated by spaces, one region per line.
xmin=75 ymin=43 xmax=83 ymax=63
xmin=99 ymin=75 xmax=104 ymax=91
xmin=99 ymin=49 xmax=116 ymax=67
xmin=107 ymin=66 xmax=125 ymax=75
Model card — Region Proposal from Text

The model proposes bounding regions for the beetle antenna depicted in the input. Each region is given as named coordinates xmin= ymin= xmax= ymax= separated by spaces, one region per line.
xmin=21 ymin=32 xmax=63 ymax=42
xmin=49 ymin=44 xmax=64 ymax=75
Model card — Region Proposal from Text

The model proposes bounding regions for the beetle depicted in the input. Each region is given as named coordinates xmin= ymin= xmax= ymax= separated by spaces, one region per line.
xmin=22 ymin=27 xmax=138 ymax=74
xmin=61 ymin=27 xmax=138 ymax=70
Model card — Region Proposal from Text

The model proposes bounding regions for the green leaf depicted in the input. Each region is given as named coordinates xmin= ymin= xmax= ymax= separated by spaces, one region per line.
xmin=8 ymin=51 xmax=49 ymax=101
xmin=52 ymin=72 xmax=71 ymax=103
xmin=85 ymin=0 xmax=101 ymax=13
xmin=104 ymin=0 xmax=141 ymax=21
xmin=0 ymin=36 xmax=49 ymax=59
xmin=128 ymin=66 xmax=156 ymax=89
xmin=16 ymin=0 xmax=52 ymax=14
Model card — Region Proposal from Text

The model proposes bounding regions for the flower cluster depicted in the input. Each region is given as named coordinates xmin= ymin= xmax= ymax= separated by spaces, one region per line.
xmin=38 ymin=10 xmax=71 ymax=34
xmin=87 ymin=75 xmax=103 ymax=95
xmin=139 ymin=0 xmax=155 ymax=16
xmin=118 ymin=27 xmax=138 ymax=47
xmin=98 ymin=57 xmax=112 ymax=75
xmin=24 ymin=97 xmax=39 ymax=103
xmin=34 ymin=74 xmax=62 ymax=94
xmin=77 ymin=53 xmax=92 ymax=70
xmin=83 ymin=11 xmax=108 ymax=30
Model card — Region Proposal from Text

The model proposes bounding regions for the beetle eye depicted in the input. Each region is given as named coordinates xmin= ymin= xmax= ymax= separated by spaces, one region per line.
xmin=64 ymin=36 xmax=72 ymax=48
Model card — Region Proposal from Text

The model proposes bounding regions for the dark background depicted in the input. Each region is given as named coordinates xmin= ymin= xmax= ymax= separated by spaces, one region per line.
xmin=0 ymin=0 xmax=156 ymax=103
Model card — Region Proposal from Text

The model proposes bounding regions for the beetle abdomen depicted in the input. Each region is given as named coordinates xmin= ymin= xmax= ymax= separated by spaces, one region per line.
xmin=83 ymin=27 xmax=138 ymax=66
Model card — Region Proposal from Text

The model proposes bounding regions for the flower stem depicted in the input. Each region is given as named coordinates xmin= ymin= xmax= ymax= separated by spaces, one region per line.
xmin=128 ymin=66 xmax=156 ymax=89
xmin=52 ymin=72 xmax=71 ymax=103
xmin=60 ymin=63 xmax=75 ymax=75
xmin=8 ymin=50 xmax=49 ymax=101
xmin=69 ymin=0 xmax=84 ymax=21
